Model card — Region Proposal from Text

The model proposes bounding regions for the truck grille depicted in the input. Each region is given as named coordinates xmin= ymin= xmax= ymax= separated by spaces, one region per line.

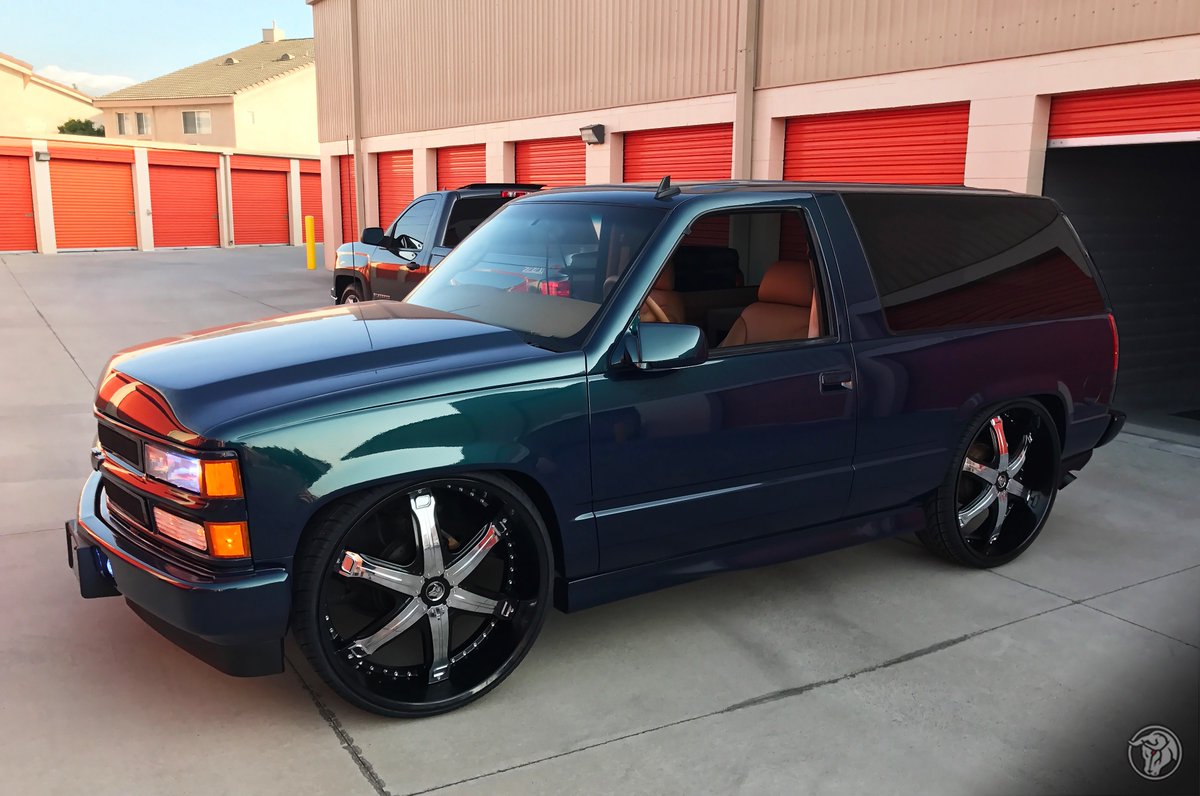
xmin=97 ymin=423 xmax=142 ymax=470
xmin=104 ymin=479 xmax=149 ymax=529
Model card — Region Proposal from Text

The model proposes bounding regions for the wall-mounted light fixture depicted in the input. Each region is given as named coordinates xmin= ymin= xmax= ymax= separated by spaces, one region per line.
xmin=34 ymin=151 xmax=51 ymax=162
xmin=579 ymin=124 xmax=605 ymax=145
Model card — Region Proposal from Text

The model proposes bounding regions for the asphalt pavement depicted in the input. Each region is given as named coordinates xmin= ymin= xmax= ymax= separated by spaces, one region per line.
xmin=0 ymin=247 xmax=1196 ymax=795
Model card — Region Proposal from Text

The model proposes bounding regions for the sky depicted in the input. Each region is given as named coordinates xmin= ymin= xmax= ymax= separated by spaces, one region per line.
xmin=0 ymin=0 xmax=314 ymax=96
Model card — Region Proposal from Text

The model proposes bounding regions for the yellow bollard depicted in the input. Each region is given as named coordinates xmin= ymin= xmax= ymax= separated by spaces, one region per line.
xmin=305 ymin=215 xmax=316 ymax=270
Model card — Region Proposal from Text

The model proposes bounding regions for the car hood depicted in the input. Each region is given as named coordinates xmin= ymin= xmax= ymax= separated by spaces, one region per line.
xmin=97 ymin=302 xmax=561 ymax=442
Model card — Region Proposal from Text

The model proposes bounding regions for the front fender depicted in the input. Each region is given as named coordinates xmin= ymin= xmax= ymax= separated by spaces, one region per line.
xmin=233 ymin=375 xmax=596 ymax=580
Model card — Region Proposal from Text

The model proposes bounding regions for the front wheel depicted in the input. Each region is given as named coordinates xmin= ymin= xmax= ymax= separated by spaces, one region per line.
xmin=918 ymin=400 xmax=1061 ymax=568
xmin=292 ymin=474 xmax=552 ymax=717
xmin=339 ymin=282 xmax=364 ymax=304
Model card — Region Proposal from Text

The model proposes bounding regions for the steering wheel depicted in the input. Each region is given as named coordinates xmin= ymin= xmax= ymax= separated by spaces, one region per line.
xmin=642 ymin=296 xmax=670 ymax=324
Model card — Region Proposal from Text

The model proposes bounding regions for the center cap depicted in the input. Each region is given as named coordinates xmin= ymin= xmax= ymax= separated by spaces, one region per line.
xmin=423 ymin=579 xmax=448 ymax=604
xmin=996 ymin=473 xmax=1009 ymax=490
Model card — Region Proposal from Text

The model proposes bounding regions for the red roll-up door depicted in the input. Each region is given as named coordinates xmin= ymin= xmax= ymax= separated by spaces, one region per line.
xmin=148 ymin=150 xmax=220 ymax=248
xmin=515 ymin=137 xmax=586 ymax=187
xmin=0 ymin=154 xmax=36 ymax=252
xmin=623 ymin=123 xmax=733 ymax=182
xmin=784 ymin=103 xmax=970 ymax=184
xmin=377 ymin=150 xmax=414 ymax=225
xmin=300 ymin=172 xmax=323 ymax=243
xmin=1048 ymin=81 xmax=1200 ymax=141
xmin=339 ymin=155 xmax=358 ymax=243
xmin=231 ymin=169 xmax=289 ymax=245
xmin=436 ymin=144 xmax=485 ymax=190
xmin=49 ymin=148 xmax=137 ymax=250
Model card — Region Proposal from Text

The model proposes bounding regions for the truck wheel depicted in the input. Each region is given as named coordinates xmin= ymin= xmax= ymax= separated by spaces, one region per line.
xmin=291 ymin=473 xmax=553 ymax=717
xmin=917 ymin=399 xmax=1061 ymax=568
xmin=339 ymin=283 xmax=364 ymax=304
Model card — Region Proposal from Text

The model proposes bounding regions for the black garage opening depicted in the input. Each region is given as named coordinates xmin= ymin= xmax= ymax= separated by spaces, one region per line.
xmin=1043 ymin=143 xmax=1200 ymax=432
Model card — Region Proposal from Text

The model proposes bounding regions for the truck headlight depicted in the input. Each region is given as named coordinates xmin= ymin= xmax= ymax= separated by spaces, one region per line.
xmin=145 ymin=444 xmax=243 ymax=498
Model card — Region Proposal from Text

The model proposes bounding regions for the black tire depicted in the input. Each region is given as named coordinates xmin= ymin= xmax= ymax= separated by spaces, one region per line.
xmin=339 ymin=282 xmax=364 ymax=304
xmin=917 ymin=399 xmax=1061 ymax=568
xmin=292 ymin=473 xmax=553 ymax=717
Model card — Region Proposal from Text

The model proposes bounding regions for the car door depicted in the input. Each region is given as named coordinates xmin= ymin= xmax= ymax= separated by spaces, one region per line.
xmin=368 ymin=196 xmax=439 ymax=300
xmin=587 ymin=202 xmax=857 ymax=572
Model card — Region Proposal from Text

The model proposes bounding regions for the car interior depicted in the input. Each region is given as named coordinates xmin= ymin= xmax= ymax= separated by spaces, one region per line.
xmin=633 ymin=210 xmax=828 ymax=348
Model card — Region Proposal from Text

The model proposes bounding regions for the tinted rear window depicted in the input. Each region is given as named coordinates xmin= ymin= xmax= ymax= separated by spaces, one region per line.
xmin=844 ymin=193 xmax=1106 ymax=332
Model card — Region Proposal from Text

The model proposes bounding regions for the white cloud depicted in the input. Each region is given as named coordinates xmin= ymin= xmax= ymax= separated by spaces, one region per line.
xmin=37 ymin=65 xmax=137 ymax=97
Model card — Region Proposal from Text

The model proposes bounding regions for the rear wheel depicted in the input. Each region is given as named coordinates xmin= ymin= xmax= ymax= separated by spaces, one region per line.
xmin=339 ymin=282 xmax=364 ymax=304
xmin=292 ymin=474 xmax=552 ymax=717
xmin=918 ymin=400 xmax=1061 ymax=568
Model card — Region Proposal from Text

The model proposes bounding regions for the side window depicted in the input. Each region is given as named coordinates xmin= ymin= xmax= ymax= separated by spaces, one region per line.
xmin=639 ymin=209 xmax=830 ymax=350
xmin=843 ymin=193 xmax=1106 ymax=332
xmin=388 ymin=199 xmax=436 ymax=248
xmin=442 ymin=197 xmax=507 ymax=247
xmin=115 ymin=113 xmax=128 ymax=135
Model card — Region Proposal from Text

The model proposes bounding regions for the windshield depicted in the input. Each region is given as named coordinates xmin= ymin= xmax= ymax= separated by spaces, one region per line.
xmin=405 ymin=202 xmax=665 ymax=340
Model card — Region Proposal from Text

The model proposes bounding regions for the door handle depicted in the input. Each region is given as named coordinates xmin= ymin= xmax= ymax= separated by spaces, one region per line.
xmin=819 ymin=370 xmax=854 ymax=392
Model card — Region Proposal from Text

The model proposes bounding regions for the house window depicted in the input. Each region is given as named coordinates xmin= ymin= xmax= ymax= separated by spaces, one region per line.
xmin=116 ymin=112 xmax=128 ymax=135
xmin=182 ymin=110 xmax=212 ymax=135
xmin=136 ymin=112 xmax=150 ymax=135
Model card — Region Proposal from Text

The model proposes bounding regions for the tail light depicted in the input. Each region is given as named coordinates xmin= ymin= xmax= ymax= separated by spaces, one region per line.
xmin=1108 ymin=312 xmax=1119 ymax=376
xmin=500 ymin=190 xmax=529 ymax=198
xmin=539 ymin=279 xmax=571 ymax=297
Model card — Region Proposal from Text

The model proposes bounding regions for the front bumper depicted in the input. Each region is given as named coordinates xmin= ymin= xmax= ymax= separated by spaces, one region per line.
xmin=68 ymin=470 xmax=289 ymax=676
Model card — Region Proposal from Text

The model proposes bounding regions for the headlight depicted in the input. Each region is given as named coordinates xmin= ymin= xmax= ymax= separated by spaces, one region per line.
xmin=144 ymin=444 xmax=243 ymax=498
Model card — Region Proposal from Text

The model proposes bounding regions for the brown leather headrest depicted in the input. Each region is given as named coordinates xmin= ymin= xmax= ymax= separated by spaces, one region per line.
xmin=758 ymin=260 xmax=812 ymax=306
xmin=654 ymin=260 xmax=675 ymax=291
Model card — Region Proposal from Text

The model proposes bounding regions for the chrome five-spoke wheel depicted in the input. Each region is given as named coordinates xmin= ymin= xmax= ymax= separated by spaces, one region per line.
xmin=292 ymin=475 xmax=552 ymax=717
xmin=919 ymin=400 xmax=1061 ymax=567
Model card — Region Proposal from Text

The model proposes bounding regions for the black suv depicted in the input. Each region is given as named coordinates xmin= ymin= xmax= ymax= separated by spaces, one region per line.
xmin=331 ymin=183 xmax=540 ymax=304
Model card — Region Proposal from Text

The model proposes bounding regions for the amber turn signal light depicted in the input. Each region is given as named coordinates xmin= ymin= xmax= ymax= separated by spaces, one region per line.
xmin=206 ymin=521 xmax=250 ymax=558
xmin=201 ymin=459 xmax=243 ymax=498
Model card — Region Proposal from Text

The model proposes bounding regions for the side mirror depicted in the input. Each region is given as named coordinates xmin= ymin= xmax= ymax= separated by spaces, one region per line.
xmin=612 ymin=323 xmax=708 ymax=372
xmin=360 ymin=226 xmax=385 ymax=246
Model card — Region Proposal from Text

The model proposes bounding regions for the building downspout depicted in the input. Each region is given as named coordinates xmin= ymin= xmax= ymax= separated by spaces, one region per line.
xmin=348 ymin=0 xmax=366 ymax=235
xmin=732 ymin=0 xmax=761 ymax=180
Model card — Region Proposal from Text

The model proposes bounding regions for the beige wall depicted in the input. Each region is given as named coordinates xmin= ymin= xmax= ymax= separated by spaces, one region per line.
xmin=99 ymin=68 xmax=317 ymax=155
xmin=101 ymin=99 xmax=238 ymax=149
xmin=0 ymin=62 xmax=99 ymax=136
xmin=234 ymin=67 xmax=319 ymax=155
xmin=314 ymin=0 xmax=740 ymax=143
xmin=757 ymin=0 xmax=1200 ymax=89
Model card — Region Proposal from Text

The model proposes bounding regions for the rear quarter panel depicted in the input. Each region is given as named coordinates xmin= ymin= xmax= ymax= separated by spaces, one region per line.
xmin=816 ymin=193 xmax=1114 ymax=515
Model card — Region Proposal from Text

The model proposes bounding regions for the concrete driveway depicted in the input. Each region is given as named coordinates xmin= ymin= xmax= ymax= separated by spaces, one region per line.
xmin=1 ymin=248 xmax=1196 ymax=795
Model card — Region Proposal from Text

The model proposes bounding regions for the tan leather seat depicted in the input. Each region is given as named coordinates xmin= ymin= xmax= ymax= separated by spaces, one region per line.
xmin=719 ymin=260 xmax=817 ymax=347
xmin=638 ymin=260 xmax=685 ymax=324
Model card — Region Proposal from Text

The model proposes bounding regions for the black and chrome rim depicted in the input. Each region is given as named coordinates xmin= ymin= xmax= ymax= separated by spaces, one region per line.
xmin=317 ymin=479 xmax=542 ymax=708
xmin=342 ymin=291 xmax=360 ymax=304
xmin=956 ymin=408 xmax=1055 ymax=557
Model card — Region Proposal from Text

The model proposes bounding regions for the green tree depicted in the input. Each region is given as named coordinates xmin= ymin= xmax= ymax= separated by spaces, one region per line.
xmin=57 ymin=118 xmax=105 ymax=136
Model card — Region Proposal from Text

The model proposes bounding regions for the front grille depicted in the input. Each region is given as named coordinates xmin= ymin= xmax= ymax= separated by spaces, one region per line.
xmin=98 ymin=423 xmax=142 ymax=470
xmin=104 ymin=479 xmax=149 ymax=528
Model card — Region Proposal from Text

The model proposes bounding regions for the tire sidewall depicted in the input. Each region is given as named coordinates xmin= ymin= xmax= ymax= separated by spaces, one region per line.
xmin=339 ymin=283 xmax=364 ymax=304
xmin=292 ymin=473 xmax=553 ymax=718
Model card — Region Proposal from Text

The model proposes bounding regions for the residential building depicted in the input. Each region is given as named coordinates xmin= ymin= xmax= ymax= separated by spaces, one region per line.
xmin=310 ymin=0 xmax=1200 ymax=402
xmin=0 ymin=52 xmax=99 ymax=136
xmin=95 ymin=25 xmax=317 ymax=155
